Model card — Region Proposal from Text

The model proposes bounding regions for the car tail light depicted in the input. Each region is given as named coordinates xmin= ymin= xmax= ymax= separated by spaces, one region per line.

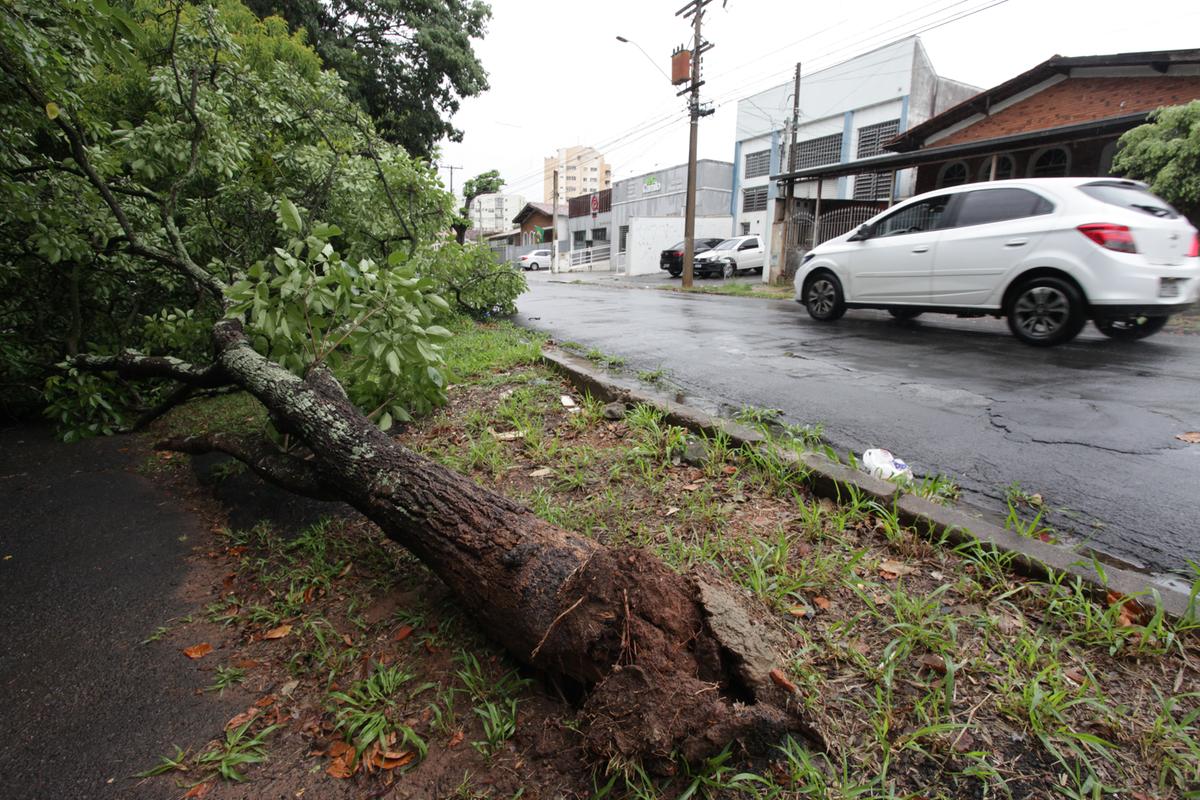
xmin=1188 ymin=233 xmax=1199 ymax=258
xmin=1077 ymin=223 xmax=1137 ymax=253
xmin=673 ymin=251 xmax=683 ymax=257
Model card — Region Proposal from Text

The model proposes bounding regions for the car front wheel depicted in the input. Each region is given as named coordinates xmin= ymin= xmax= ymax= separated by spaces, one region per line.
xmin=804 ymin=272 xmax=846 ymax=321
xmin=1006 ymin=276 xmax=1086 ymax=346
xmin=722 ymin=261 xmax=735 ymax=279
xmin=1094 ymin=315 xmax=1168 ymax=340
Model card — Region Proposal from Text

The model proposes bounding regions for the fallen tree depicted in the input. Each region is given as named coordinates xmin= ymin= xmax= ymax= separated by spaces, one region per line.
xmin=1 ymin=0 xmax=819 ymax=766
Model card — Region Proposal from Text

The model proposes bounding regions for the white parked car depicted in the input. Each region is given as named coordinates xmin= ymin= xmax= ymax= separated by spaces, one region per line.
xmin=517 ymin=249 xmax=551 ymax=271
xmin=794 ymin=178 xmax=1199 ymax=345
xmin=693 ymin=235 xmax=765 ymax=279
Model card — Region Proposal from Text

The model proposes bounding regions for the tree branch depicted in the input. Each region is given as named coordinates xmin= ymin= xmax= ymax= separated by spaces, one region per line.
xmin=156 ymin=433 xmax=340 ymax=501
xmin=70 ymin=351 xmax=228 ymax=387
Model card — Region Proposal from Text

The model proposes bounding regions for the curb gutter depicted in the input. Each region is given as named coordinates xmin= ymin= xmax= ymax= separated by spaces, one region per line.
xmin=541 ymin=346 xmax=1195 ymax=621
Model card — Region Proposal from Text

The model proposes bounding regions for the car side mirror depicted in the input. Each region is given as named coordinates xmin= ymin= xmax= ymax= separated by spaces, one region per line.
xmin=848 ymin=224 xmax=871 ymax=242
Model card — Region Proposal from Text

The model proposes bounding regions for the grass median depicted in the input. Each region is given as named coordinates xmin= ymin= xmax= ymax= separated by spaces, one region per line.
xmin=138 ymin=319 xmax=1200 ymax=799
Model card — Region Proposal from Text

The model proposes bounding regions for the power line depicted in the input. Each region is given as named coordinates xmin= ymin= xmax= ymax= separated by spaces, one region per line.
xmin=494 ymin=0 xmax=1011 ymax=197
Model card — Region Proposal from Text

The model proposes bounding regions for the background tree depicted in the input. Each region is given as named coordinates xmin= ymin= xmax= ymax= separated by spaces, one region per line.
xmin=243 ymin=0 xmax=490 ymax=158
xmin=0 ymin=0 xmax=812 ymax=765
xmin=1114 ymin=100 xmax=1200 ymax=224
xmin=453 ymin=168 xmax=503 ymax=244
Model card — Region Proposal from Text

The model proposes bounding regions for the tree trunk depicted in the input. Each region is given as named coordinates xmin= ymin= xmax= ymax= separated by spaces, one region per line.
xmin=166 ymin=320 xmax=821 ymax=765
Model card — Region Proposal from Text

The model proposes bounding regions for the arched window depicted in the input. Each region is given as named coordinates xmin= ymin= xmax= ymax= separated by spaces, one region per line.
xmin=980 ymin=154 xmax=1015 ymax=181
xmin=1030 ymin=146 xmax=1070 ymax=178
xmin=937 ymin=161 xmax=969 ymax=187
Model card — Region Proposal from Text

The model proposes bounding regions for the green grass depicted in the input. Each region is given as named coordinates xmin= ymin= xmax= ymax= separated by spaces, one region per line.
xmin=206 ymin=665 xmax=246 ymax=695
xmin=195 ymin=719 xmax=280 ymax=782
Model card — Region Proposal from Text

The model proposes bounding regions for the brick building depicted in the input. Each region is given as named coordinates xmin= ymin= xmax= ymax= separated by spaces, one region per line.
xmin=890 ymin=49 xmax=1200 ymax=193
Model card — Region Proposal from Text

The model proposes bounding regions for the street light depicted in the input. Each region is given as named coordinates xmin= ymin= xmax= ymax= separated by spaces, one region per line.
xmin=615 ymin=36 xmax=671 ymax=83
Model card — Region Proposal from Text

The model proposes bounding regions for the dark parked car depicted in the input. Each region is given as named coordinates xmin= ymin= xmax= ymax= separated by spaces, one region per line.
xmin=659 ymin=238 xmax=724 ymax=277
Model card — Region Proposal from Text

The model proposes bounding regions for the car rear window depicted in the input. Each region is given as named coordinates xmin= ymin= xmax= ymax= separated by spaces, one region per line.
xmin=1079 ymin=183 xmax=1179 ymax=219
xmin=953 ymin=188 xmax=1053 ymax=227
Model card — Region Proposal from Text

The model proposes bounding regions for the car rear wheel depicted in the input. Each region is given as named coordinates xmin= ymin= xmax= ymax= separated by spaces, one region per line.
xmin=530 ymin=262 xmax=540 ymax=271
xmin=1006 ymin=276 xmax=1086 ymax=346
xmin=722 ymin=261 xmax=735 ymax=279
xmin=804 ymin=272 xmax=846 ymax=321
xmin=668 ymin=269 xmax=681 ymax=278
xmin=888 ymin=308 xmax=923 ymax=321
xmin=1094 ymin=315 xmax=1168 ymax=340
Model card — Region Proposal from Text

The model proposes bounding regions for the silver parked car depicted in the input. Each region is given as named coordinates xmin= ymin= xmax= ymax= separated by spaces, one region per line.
xmin=794 ymin=178 xmax=1199 ymax=345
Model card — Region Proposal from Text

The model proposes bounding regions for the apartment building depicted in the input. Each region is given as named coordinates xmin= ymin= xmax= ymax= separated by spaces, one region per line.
xmin=543 ymin=146 xmax=612 ymax=203
xmin=468 ymin=192 xmax=526 ymax=234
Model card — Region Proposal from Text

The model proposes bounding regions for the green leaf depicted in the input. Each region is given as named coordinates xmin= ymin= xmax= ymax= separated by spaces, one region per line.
xmin=426 ymin=366 xmax=444 ymax=387
xmin=377 ymin=411 xmax=393 ymax=431
xmin=278 ymin=198 xmax=303 ymax=233
xmin=385 ymin=351 xmax=400 ymax=376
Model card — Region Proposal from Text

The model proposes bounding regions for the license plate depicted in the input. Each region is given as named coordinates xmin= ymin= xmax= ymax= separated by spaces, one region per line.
xmin=1159 ymin=280 xmax=1181 ymax=298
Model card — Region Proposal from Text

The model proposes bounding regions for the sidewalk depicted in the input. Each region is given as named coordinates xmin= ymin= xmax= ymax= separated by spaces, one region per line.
xmin=544 ymin=267 xmax=762 ymax=290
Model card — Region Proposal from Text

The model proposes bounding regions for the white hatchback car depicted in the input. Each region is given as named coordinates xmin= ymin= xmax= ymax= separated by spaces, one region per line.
xmin=517 ymin=249 xmax=551 ymax=271
xmin=794 ymin=178 xmax=1200 ymax=345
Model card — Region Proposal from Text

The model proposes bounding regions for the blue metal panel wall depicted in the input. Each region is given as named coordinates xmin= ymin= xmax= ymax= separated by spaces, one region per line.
xmin=730 ymin=140 xmax=742 ymax=224
xmin=837 ymin=111 xmax=853 ymax=199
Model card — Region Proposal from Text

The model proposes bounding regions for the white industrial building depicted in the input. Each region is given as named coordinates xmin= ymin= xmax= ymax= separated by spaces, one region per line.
xmin=731 ymin=37 xmax=978 ymax=280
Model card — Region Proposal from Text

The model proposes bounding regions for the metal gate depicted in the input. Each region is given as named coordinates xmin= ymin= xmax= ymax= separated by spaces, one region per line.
xmin=781 ymin=203 xmax=882 ymax=280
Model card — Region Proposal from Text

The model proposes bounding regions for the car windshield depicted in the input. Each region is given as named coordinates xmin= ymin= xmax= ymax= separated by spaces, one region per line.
xmin=1079 ymin=182 xmax=1179 ymax=219
xmin=666 ymin=241 xmax=686 ymax=251
xmin=713 ymin=239 xmax=741 ymax=250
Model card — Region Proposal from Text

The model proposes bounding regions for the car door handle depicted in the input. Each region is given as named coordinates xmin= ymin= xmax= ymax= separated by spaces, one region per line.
xmin=911 ymin=245 xmax=929 ymax=253
xmin=1004 ymin=238 xmax=1028 ymax=247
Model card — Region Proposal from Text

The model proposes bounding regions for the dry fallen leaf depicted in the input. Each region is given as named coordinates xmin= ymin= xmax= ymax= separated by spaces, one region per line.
xmin=182 ymin=643 xmax=213 ymax=660
xmin=372 ymin=749 xmax=415 ymax=770
xmin=769 ymin=668 xmax=797 ymax=693
xmin=225 ymin=707 xmax=260 ymax=731
xmin=1064 ymin=668 xmax=1087 ymax=685
xmin=393 ymin=625 xmax=414 ymax=641
xmin=447 ymin=730 xmax=465 ymax=748
xmin=918 ymin=653 xmax=947 ymax=675
xmin=325 ymin=750 xmax=355 ymax=779
xmin=1176 ymin=431 xmax=1200 ymax=444
xmin=234 ymin=659 xmax=259 ymax=670
xmin=664 ymin=507 xmax=680 ymax=517
xmin=491 ymin=429 xmax=524 ymax=441
xmin=263 ymin=624 xmax=292 ymax=640
xmin=878 ymin=559 xmax=917 ymax=580
xmin=528 ymin=467 xmax=553 ymax=479
xmin=681 ymin=483 xmax=700 ymax=491
xmin=182 ymin=782 xmax=211 ymax=799
xmin=279 ymin=679 xmax=299 ymax=697
xmin=812 ymin=596 xmax=831 ymax=611
xmin=721 ymin=465 xmax=737 ymax=475
xmin=254 ymin=694 xmax=276 ymax=708
xmin=560 ymin=395 xmax=576 ymax=408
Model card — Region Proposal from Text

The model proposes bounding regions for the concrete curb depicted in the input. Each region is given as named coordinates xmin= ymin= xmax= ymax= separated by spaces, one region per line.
xmin=541 ymin=346 xmax=1196 ymax=621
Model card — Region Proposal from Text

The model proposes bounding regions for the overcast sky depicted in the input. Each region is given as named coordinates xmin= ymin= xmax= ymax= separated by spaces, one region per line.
xmin=436 ymin=0 xmax=1200 ymax=204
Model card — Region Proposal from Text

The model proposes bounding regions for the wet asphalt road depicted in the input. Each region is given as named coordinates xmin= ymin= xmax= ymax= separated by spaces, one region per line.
xmin=518 ymin=272 xmax=1200 ymax=579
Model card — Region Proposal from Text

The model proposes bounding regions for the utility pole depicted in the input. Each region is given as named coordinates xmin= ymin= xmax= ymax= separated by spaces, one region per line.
xmin=551 ymin=169 xmax=560 ymax=273
xmin=677 ymin=0 xmax=714 ymax=289
xmin=437 ymin=163 xmax=463 ymax=195
xmin=776 ymin=62 xmax=801 ymax=284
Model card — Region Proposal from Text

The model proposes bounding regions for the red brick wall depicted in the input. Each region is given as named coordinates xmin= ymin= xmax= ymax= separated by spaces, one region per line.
xmin=934 ymin=76 xmax=1200 ymax=147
